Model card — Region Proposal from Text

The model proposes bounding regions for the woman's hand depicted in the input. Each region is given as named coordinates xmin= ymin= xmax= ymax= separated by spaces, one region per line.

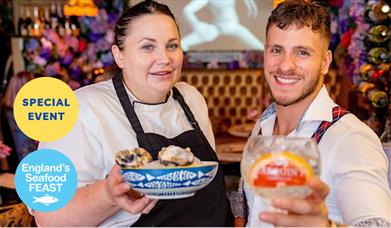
xmin=0 ymin=141 xmax=11 ymax=159
xmin=259 ymin=176 xmax=330 ymax=227
xmin=105 ymin=165 xmax=158 ymax=214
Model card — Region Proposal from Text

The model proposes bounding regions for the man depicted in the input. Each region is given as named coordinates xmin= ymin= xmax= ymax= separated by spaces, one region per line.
xmin=238 ymin=0 xmax=391 ymax=226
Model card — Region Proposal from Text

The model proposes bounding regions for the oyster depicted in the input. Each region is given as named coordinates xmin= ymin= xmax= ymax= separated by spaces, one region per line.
xmin=115 ymin=148 xmax=153 ymax=168
xmin=158 ymin=145 xmax=196 ymax=166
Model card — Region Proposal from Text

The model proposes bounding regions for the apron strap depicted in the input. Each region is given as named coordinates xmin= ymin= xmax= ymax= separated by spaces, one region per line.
xmin=172 ymin=87 xmax=202 ymax=131
xmin=311 ymin=106 xmax=349 ymax=143
xmin=112 ymin=75 xmax=144 ymax=134
xmin=257 ymin=106 xmax=349 ymax=144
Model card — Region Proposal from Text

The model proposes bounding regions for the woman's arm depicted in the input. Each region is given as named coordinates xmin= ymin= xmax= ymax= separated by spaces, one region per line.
xmin=34 ymin=165 xmax=157 ymax=226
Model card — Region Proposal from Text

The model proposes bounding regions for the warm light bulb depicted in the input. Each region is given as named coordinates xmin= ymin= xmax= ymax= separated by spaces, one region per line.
xmin=381 ymin=4 xmax=390 ymax=13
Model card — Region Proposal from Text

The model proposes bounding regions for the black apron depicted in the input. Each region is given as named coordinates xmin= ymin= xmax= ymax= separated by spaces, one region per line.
xmin=112 ymin=75 xmax=233 ymax=227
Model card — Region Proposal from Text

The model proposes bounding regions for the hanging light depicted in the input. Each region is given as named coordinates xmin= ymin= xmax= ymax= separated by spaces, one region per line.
xmin=63 ymin=0 xmax=99 ymax=17
xmin=273 ymin=0 xmax=286 ymax=9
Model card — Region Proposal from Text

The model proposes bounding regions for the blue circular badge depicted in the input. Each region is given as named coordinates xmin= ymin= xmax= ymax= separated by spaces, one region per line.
xmin=15 ymin=149 xmax=77 ymax=212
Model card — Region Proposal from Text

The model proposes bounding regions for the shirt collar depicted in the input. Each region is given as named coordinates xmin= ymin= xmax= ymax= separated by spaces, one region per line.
xmin=259 ymin=85 xmax=337 ymax=133
xmin=115 ymin=79 xmax=174 ymax=111
xmin=302 ymin=85 xmax=337 ymax=123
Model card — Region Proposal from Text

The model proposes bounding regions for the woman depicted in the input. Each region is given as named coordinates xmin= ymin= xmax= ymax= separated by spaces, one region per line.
xmin=34 ymin=0 xmax=233 ymax=226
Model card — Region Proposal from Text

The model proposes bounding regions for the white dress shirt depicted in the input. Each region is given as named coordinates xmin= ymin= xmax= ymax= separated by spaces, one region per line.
xmin=245 ymin=86 xmax=391 ymax=226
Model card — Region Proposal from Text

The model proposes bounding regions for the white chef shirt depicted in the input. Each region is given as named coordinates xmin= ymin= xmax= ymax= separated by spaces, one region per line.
xmin=38 ymin=79 xmax=215 ymax=226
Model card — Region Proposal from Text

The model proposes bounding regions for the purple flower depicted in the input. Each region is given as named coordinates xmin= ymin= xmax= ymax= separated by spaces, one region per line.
xmin=44 ymin=62 xmax=61 ymax=76
xmin=39 ymin=48 xmax=53 ymax=60
xmin=86 ymin=43 xmax=98 ymax=62
xmin=107 ymin=12 xmax=119 ymax=25
xmin=105 ymin=30 xmax=114 ymax=44
xmin=24 ymin=39 xmax=40 ymax=52
xmin=100 ymin=52 xmax=114 ymax=66
xmin=43 ymin=29 xmax=61 ymax=46
xmin=69 ymin=66 xmax=82 ymax=81
xmin=33 ymin=55 xmax=47 ymax=66
xmin=88 ymin=32 xmax=104 ymax=42
xmin=63 ymin=35 xmax=79 ymax=51
xmin=68 ymin=80 xmax=81 ymax=90
xmin=60 ymin=51 xmax=73 ymax=66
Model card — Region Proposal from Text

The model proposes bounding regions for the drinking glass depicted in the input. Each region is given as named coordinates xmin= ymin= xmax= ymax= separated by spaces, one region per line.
xmin=241 ymin=135 xmax=321 ymax=207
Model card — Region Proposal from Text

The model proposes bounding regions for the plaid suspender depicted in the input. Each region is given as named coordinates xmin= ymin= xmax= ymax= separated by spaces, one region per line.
xmin=311 ymin=106 xmax=349 ymax=144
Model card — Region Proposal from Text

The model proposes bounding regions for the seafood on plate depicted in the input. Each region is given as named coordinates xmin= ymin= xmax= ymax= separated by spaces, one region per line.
xmin=115 ymin=147 xmax=153 ymax=168
xmin=115 ymin=145 xmax=201 ymax=168
xmin=158 ymin=145 xmax=200 ymax=167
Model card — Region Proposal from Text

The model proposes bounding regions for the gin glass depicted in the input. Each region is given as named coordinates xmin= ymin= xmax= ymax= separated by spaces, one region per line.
xmin=241 ymin=135 xmax=320 ymax=203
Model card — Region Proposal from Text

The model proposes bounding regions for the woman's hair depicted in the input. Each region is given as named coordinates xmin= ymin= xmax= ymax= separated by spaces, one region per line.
xmin=266 ymin=0 xmax=331 ymax=44
xmin=114 ymin=0 xmax=179 ymax=51
xmin=1 ymin=71 xmax=34 ymax=108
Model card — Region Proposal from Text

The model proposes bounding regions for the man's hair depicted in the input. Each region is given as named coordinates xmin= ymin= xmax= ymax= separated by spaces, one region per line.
xmin=266 ymin=0 xmax=331 ymax=44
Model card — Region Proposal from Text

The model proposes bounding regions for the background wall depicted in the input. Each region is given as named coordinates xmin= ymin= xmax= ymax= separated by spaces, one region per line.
xmin=130 ymin=0 xmax=273 ymax=51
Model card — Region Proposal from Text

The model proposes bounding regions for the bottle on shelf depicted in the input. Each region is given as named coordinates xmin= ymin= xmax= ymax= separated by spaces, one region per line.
xmin=25 ymin=6 xmax=32 ymax=37
xmin=360 ymin=63 xmax=374 ymax=80
xmin=368 ymin=68 xmax=387 ymax=84
xmin=17 ymin=6 xmax=27 ymax=36
xmin=358 ymin=81 xmax=376 ymax=95
xmin=367 ymin=24 xmax=390 ymax=43
xmin=360 ymin=63 xmax=390 ymax=84
xmin=50 ymin=1 xmax=59 ymax=30
xmin=64 ymin=16 xmax=72 ymax=36
xmin=358 ymin=81 xmax=389 ymax=108
xmin=56 ymin=0 xmax=66 ymax=36
xmin=367 ymin=89 xmax=388 ymax=108
xmin=31 ymin=6 xmax=42 ymax=37
xmin=365 ymin=1 xmax=391 ymax=22
xmin=368 ymin=47 xmax=390 ymax=64
xmin=42 ymin=7 xmax=51 ymax=31
xmin=70 ymin=16 xmax=80 ymax=37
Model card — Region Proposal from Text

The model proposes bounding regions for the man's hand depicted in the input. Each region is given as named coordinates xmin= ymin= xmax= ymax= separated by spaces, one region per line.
xmin=259 ymin=176 xmax=330 ymax=227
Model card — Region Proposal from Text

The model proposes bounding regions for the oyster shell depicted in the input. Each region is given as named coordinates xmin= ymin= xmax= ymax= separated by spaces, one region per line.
xmin=158 ymin=145 xmax=196 ymax=166
xmin=115 ymin=148 xmax=152 ymax=168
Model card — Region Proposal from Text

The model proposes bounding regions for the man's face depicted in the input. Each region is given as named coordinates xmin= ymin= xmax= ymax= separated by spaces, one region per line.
xmin=264 ymin=24 xmax=332 ymax=107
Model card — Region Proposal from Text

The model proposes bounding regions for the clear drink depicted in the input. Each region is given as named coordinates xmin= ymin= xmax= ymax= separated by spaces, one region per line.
xmin=241 ymin=136 xmax=320 ymax=200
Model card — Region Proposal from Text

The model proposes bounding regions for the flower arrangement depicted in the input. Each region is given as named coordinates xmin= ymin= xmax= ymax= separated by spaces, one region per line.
xmin=22 ymin=0 xmax=125 ymax=88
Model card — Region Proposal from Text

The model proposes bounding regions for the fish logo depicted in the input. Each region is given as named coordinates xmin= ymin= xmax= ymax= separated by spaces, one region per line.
xmin=198 ymin=171 xmax=214 ymax=178
xmin=155 ymin=171 xmax=197 ymax=181
xmin=198 ymin=171 xmax=206 ymax=178
xmin=124 ymin=172 xmax=145 ymax=181
xmin=183 ymin=181 xmax=191 ymax=187
xmin=32 ymin=194 xmax=59 ymax=206
xmin=146 ymin=174 xmax=155 ymax=181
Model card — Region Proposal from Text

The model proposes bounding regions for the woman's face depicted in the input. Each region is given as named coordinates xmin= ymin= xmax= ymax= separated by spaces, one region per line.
xmin=112 ymin=14 xmax=183 ymax=103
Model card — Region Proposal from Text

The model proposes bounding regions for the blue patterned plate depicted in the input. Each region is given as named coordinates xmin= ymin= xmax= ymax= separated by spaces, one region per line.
xmin=121 ymin=161 xmax=218 ymax=199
